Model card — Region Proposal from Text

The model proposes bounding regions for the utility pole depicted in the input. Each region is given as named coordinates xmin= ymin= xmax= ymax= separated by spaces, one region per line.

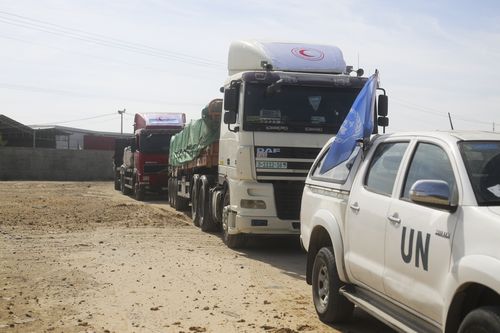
xmin=118 ymin=109 xmax=126 ymax=134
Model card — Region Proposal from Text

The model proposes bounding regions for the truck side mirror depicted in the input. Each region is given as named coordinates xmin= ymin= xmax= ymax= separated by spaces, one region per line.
xmin=223 ymin=110 xmax=237 ymax=125
xmin=377 ymin=94 xmax=388 ymax=133
xmin=378 ymin=94 xmax=388 ymax=117
xmin=223 ymin=87 xmax=238 ymax=112
xmin=377 ymin=117 xmax=389 ymax=127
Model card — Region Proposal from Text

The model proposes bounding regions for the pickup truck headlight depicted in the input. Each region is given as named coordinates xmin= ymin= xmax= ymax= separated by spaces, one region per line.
xmin=240 ymin=199 xmax=266 ymax=209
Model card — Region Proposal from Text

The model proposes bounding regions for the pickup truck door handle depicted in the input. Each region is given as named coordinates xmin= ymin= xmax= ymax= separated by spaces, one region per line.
xmin=349 ymin=202 xmax=360 ymax=213
xmin=387 ymin=214 xmax=401 ymax=225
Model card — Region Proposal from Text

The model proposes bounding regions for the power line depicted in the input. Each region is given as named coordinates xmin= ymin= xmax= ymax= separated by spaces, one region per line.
xmin=0 ymin=10 xmax=225 ymax=69
xmin=0 ymin=33 xmax=219 ymax=81
xmin=0 ymin=82 xmax=204 ymax=106
xmin=42 ymin=113 xmax=118 ymax=126
xmin=392 ymin=98 xmax=498 ymax=126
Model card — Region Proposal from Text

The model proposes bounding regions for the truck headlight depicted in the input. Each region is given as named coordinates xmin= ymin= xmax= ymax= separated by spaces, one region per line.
xmin=240 ymin=199 xmax=266 ymax=209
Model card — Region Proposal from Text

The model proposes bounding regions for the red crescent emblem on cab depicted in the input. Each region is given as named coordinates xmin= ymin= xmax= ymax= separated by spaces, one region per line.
xmin=291 ymin=47 xmax=324 ymax=61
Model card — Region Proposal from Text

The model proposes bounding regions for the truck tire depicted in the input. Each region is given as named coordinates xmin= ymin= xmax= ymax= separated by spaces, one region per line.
xmin=121 ymin=174 xmax=131 ymax=195
xmin=458 ymin=306 xmax=500 ymax=333
xmin=168 ymin=178 xmax=175 ymax=207
xmin=191 ymin=175 xmax=200 ymax=227
xmin=173 ymin=179 xmax=189 ymax=211
xmin=222 ymin=190 xmax=245 ymax=249
xmin=114 ymin=173 xmax=120 ymax=191
xmin=134 ymin=181 xmax=145 ymax=201
xmin=312 ymin=247 xmax=353 ymax=323
xmin=199 ymin=176 xmax=217 ymax=232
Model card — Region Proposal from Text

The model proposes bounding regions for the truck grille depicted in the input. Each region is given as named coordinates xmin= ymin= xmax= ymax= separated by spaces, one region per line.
xmin=273 ymin=181 xmax=305 ymax=220
xmin=143 ymin=164 xmax=167 ymax=174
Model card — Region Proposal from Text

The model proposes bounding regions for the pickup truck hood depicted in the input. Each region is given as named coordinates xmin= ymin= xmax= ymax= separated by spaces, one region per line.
xmin=487 ymin=206 xmax=500 ymax=217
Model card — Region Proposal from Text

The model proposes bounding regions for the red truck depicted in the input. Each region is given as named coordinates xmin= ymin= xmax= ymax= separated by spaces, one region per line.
xmin=116 ymin=113 xmax=185 ymax=200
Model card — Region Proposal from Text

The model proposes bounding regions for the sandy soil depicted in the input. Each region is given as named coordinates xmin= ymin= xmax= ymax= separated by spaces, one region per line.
xmin=0 ymin=182 xmax=394 ymax=333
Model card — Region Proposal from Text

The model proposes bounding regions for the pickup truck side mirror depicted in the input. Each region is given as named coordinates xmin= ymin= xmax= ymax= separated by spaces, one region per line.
xmin=409 ymin=180 xmax=457 ymax=212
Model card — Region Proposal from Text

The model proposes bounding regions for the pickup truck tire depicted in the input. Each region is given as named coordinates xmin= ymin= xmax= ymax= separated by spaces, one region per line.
xmin=458 ymin=306 xmax=500 ymax=333
xmin=199 ymin=176 xmax=217 ymax=232
xmin=191 ymin=175 xmax=200 ymax=227
xmin=222 ymin=190 xmax=245 ymax=249
xmin=312 ymin=247 xmax=353 ymax=323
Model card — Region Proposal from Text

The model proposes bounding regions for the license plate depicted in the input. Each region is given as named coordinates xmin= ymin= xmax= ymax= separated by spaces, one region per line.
xmin=256 ymin=161 xmax=288 ymax=169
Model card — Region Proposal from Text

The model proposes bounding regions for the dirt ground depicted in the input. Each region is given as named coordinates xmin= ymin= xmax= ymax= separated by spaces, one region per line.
xmin=0 ymin=182 xmax=394 ymax=333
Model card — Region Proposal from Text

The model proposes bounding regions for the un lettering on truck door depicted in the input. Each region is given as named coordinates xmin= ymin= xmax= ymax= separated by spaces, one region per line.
xmin=400 ymin=226 xmax=431 ymax=271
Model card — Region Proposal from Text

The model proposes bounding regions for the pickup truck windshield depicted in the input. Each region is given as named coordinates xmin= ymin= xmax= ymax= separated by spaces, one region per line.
xmin=460 ymin=141 xmax=500 ymax=205
xmin=139 ymin=133 xmax=171 ymax=154
xmin=243 ymin=83 xmax=360 ymax=134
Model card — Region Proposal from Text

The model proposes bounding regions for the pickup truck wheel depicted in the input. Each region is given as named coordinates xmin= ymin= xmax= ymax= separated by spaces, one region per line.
xmin=312 ymin=247 xmax=353 ymax=323
xmin=458 ymin=306 xmax=500 ymax=333
xmin=222 ymin=190 xmax=245 ymax=249
xmin=191 ymin=176 xmax=200 ymax=227
xmin=199 ymin=176 xmax=217 ymax=232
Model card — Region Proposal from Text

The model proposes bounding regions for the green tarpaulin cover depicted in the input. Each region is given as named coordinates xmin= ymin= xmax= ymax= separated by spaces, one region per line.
xmin=169 ymin=107 xmax=220 ymax=166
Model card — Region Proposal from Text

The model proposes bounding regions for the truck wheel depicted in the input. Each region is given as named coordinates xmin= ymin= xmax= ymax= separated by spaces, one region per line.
xmin=168 ymin=178 xmax=175 ymax=207
xmin=191 ymin=175 xmax=200 ymax=227
xmin=312 ymin=247 xmax=353 ymax=323
xmin=121 ymin=174 xmax=131 ymax=195
xmin=114 ymin=173 xmax=120 ymax=190
xmin=173 ymin=179 xmax=189 ymax=211
xmin=458 ymin=307 xmax=500 ymax=333
xmin=222 ymin=190 xmax=245 ymax=249
xmin=134 ymin=181 xmax=145 ymax=201
xmin=199 ymin=176 xmax=217 ymax=232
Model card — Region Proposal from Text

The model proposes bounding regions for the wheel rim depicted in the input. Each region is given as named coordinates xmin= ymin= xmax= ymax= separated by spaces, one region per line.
xmin=316 ymin=262 xmax=329 ymax=312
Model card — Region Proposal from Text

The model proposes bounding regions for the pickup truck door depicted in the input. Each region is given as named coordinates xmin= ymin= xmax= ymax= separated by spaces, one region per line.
xmin=346 ymin=141 xmax=409 ymax=293
xmin=384 ymin=141 xmax=459 ymax=323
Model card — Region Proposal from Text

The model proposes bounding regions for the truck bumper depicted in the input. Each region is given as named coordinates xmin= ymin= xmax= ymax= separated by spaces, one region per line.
xmin=227 ymin=212 xmax=300 ymax=235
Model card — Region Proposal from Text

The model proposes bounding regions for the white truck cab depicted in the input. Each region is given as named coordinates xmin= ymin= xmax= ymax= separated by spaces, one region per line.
xmin=301 ymin=131 xmax=500 ymax=332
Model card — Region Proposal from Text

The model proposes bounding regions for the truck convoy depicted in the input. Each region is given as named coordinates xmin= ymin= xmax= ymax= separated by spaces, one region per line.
xmin=115 ymin=112 xmax=185 ymax=200
xmin=301 ymin=131 xmax=500 ymax=332
xmin=168 ymin=40 xmax=388 ymax=248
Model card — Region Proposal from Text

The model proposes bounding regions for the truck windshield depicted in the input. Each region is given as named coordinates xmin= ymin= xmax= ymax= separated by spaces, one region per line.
xmin=139 ymin=133 xmax=171 ymax=154
xmin=243 ymin=83 xmax=361 ymax=134
xmin=459 ymin=141 xmax=500 ymax=206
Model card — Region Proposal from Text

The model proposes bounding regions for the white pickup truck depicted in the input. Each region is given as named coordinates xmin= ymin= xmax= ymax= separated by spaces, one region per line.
xmin=301 ymin=130 xmax=500 ymax=333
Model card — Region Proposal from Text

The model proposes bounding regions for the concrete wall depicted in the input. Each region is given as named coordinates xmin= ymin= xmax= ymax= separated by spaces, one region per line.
xmin=0 ymin=147 xmax=114 ymax=180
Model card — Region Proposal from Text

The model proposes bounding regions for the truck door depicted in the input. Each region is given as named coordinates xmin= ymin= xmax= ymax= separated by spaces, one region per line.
xmin=346 ymin=141 xmax=409 ymax=293
xmin=383 ymin=141 xmax=459 ymax=323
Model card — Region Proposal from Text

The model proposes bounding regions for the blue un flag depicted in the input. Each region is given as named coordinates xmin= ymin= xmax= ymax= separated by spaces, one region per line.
xmin=320 ymin=72 xmax=378 ymax=174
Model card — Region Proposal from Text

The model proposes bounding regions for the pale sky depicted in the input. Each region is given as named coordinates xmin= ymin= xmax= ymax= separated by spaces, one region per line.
xmin=1 ymin=0 xmax=499 ymax=134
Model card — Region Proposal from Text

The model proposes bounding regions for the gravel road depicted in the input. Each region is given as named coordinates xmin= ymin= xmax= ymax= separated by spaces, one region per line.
xmin=0 ymin=181 xmax=394 ymax=333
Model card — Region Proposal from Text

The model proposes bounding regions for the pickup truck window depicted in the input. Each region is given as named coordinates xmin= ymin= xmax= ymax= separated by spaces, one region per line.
xmin=402 ymin=143 xmax=456 ymax=200
xmin=311 ymin=146 xmax=360 ymax=183
xmin=460 ymin=141 xmax=500 ymax=205
xmin=364 ymin=142 xmax=408 ymax=196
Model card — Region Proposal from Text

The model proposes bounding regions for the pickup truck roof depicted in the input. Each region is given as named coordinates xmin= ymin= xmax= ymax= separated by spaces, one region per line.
xmin=379 ymin=130 xmax=500 ymax=142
